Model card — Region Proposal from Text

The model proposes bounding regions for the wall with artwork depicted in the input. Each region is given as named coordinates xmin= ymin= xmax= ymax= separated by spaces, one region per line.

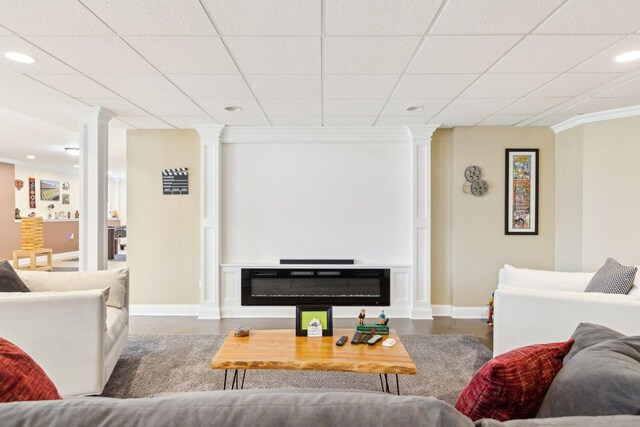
xmin=14 ymin=164 xmax=79 ymax=221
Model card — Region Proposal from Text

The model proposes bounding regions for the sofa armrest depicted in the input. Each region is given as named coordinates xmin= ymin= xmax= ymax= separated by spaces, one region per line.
xmin=0 ymin=290 xmax=107 ymax=396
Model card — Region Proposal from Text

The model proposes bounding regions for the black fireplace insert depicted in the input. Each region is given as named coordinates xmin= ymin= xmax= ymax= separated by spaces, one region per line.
xmin=241 ymin=268 xmax=390 ymax=306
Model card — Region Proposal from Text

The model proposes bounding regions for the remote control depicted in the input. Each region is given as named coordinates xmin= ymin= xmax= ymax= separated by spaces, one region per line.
xmin=351 ymin=331 xmax=362 ymax=344
xmin=368 ymin=335 xmax=383 ymax=345
xmin=359 ymin=333 xmax=371 ymax=344
xmin=335 ymin=336 xmax=348 ymax=346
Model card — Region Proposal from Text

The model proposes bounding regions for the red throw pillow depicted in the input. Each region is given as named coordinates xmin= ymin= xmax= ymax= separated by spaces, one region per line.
xmin=455 ymin=339 xmax=574 ymax=421
xmin=0 ymin=337 xmax=62 ymax=402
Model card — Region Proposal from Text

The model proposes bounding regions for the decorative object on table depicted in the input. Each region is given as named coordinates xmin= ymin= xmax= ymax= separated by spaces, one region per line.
xmin=356 ymin=323 xmax=389 ymax=335
xmin=358 ymin=308 xmax=366 ymax=325
xmin=62 ymin=182 xmax=70 ymax=190
xmin=62 ymin=194 xmax=69 ymax=205
xmin=74 ymin=210 xmax=79 ymax=219
xmin=14 ymin=208 xmax=20 ymax=220
xmin=15 ymin=179 xmax=23 ymax=191
xmin=162 ymin=168 xmax=189 ymax=195
xmin=28 ymin=177 xmax=36 ymax=208
xmin=111 ymin=210 xmax=119 ymax=219
xmin=57 ymin=211 xmax=65 ymax=220
xmin=463 ymin=165 xmax=489 ymax=197
xmin=487 ymin=292 xmax=494 ymax=326
xmin=233 ymin=326 xmax=250 ymax=337
xmin=378 ymin=310 xmax=389 ymax=325
xmin=306 ymin=318 xmax=323 ymax=337
xmin=505 ymin=149 xmax=539 ymax=235
xmin=295 ymin=305 xmax=333 ymax=337
xmin=40 ymin=180 xmax=60 ymax=201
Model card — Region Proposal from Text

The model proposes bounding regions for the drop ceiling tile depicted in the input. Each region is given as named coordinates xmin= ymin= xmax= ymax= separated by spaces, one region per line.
xmin=409 ymin=36 xmax=520 ymax=74
xmin=324 ymin=75 xmax=398 ymax=99
xmin=225 ymin=37 xmax=319 ymax=74
xmin=429 ymin=113 xmax=488 ymax=126
xmin=460 ymin=73 xmax=557 ymax=98
xmin=439 ymin=98 xmax=517 ymax=116
xmin=31 ymin=74 xmax=117 ymax=98
xmin=478 ymin=115 xmax=532 ymax=126
xmin=572 ymin=35 xmax=640 ymax=73
xmin=326 ymin=0 xmax=442 ymax=36
xmin=431 ymin=0 xmax=563 ymax=34
xmin=530 ymin=73 xmax=622 ymax=97
xmin=376 ymin=116 xmax=431 ymax=125
xmin=91 ymin=74 xmax=186 ymax=99
xmin=490 ymin=35 xmax=623 ymax=73
xmin=82 ymin=0 xmax=216 ymax=36
xmin=324 ymin=116 xmax=377 ymax=126
xmin=202 ymin=0 xmax=320 ymax=35
xmin=215 ymin=115 xmax=270 ymax=125
xmin=535 ymin=0 xmax=640 ymax=34
xmin=0 ymin=26 xmax=12 ymax=35
xmin=168 ymin=74 xmax=253 ymax=99
xmin=246 ymin=75 xmax=320 ymax=99
xmin=27 ymin=36 xmax=156 ymax=74
xmin=530 ymin=114 xmax=574 ymax=126
xmin=130 ymin=99 xmax=205 ymax=116
xmin=162 ymin=115 xmax=219 ymax=128
xmin=197 ymin=98 xmax=263 ymax=116
xmin=324 ymin=99 xmax=387 ymax=116
xmin=0 ymin=0 xmax=113 ymax=35
xmin=594 ymin=77 xmax=640 ymax=98
xmin=109 ymin=118 xmax=135 ymax=129
xmin=78 ymin=98 xmax=146 ymax=116
xmin=270 ymin=116 xmax=321 ymax=126
xmin=325 ymin=37 xmax=420 ymax=74
xmin=558 ymin=98 xmax=640 ymax=115
xmin=124 ymin=36 xmax=237 ymax=74
xmin=383 ymin=99 xmax=451 ymax=116
xmin=118 ymin=116 xmax=174 ymax=129
xmin=0 ymin=36 xmax=76 ymax=73
xmin=260 ymin=99 xmax=320 ymax=116
xmin=499 ymin=98 xmax=567 ymax=115
xmin=394 ymin=74 xmax=478 ymax=98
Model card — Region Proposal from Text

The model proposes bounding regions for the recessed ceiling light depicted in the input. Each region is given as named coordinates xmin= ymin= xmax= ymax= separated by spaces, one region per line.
xmin=406 ymin=106 xmax=424 ymax=112
xmin=615 ymin=50 xmax=640 ymax=63
xmin=5 ymin=52 xmax=36 ymax=64
xmin=73 ymin=164 xmax=79 ymax=168
xmin=26 ymin=155 xmax=35 ymax=159
xmin=224 ymin=106 xmax=242 ymax=112
xmin=64 ymin=147 xmax=80 ymax=156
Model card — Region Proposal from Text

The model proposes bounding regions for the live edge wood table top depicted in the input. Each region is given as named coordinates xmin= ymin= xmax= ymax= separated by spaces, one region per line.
xmin=210 ymin=328 xmax=417 ymax=375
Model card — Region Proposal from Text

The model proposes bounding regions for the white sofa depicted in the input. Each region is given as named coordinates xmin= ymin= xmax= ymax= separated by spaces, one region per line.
xmin=493 ymin=264 xmax=640 ymax=356
xmin=0 ymin=268 xmax=129 ymax=397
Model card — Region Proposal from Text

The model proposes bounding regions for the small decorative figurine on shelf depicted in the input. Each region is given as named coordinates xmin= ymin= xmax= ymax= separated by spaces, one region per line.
xmin=378 ymin=310 xmax=389 ymax=326
xmin=74 ymin=210 xmax=79 ymax=219
xmin=358 ymin=308 xmax=366 ymax=325
xmin=14 ymin=208 xmax=21 ymax=220
xmin=487 ymin=292 xmax=494 ymax=327
xmin=234 ymin=326 xmax=250 ymax=337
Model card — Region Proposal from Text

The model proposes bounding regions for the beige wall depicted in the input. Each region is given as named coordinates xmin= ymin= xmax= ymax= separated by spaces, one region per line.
xmin=0 ymin=162 xmax=21 ymax=260
xmin=127 ymin=130 xmax=200 ymax=304
xmin=431 ymin=126 xmax=556 ymax=307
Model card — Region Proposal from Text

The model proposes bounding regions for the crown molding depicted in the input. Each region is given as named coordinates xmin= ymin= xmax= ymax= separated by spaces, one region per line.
xmin=552 ymin=104 xmax=640 ymax=133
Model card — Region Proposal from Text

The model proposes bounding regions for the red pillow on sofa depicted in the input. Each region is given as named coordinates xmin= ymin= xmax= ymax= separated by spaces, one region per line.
xmin=0 ymin=337 xmax=62 ymax=402
xmin=455 ymin=339 xmax=574 ymax=421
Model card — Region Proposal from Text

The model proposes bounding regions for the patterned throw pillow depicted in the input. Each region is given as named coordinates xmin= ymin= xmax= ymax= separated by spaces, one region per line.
xmin=0 ymin=338 xmax=62 ymax=402
xmin=455 ymin=339 xmax=574 ymax=422
xmin=584 ymin=258 xmax=637 ymax=294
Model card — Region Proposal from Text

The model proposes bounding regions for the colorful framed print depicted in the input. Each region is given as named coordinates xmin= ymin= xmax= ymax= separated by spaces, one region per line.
xmin=40 ymin=179 xmax=60 ymax=201
xmin=295 ymin=305 xmax=333 ymax=337
xmin=505 ymin=149 xmax=539 ymax=235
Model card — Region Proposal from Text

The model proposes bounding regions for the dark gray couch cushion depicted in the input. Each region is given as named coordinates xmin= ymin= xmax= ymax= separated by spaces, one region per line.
xmin=0 ymin=261 xmax=30 ymax=292
xmin=564 ymin=323 xmax=624 ymax=364
xmin=0 ymin=389 xmax=475 ymax=427
xmin=537 ymin=337 xmax=640 ymax=418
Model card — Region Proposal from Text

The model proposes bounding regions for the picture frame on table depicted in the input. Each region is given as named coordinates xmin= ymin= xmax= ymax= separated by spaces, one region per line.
xmin=295 ymin=305 xmax=333 ymax=337
xmin=505 ymin=148 xmax=539 ymax=235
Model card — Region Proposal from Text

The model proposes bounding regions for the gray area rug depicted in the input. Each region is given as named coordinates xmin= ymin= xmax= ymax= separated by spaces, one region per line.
xmin=101 ymin=334 xmax=491 ymax=404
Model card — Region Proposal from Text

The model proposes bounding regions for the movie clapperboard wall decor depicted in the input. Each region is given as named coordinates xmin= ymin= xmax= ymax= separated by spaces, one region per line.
xmin=162 ymin=168 xmax=189 ymax=195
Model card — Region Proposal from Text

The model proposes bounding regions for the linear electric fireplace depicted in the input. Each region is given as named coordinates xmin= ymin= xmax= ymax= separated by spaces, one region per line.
xmin=241 ymin=268 xmax=390 ymax=306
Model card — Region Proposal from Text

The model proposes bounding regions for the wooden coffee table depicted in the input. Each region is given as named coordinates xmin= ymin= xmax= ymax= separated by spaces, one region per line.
xmin=210 ymin=328 xmax=417 ymax=394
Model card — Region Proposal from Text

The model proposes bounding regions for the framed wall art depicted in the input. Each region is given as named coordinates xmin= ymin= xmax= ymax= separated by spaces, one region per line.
xmin=40 ymin=179 xmax=60 ymax=201
xmin=295 ymin=305 xmax=333 ymax=337
xmin=505 ymin=149 xmax=539 ymax=235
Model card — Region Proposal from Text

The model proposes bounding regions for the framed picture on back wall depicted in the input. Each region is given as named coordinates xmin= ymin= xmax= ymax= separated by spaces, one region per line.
xmin=505 ymin=149 xmax=539 ymax=235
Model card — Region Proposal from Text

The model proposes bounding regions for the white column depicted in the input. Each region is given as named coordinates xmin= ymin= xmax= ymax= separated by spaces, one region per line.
xmin=196 ymin=125 xmax=224 ymax=319
xmin=407 ymin=125 xmax=439 ymax=319
xmin=77 ymin=107 xmax=115 ymax=271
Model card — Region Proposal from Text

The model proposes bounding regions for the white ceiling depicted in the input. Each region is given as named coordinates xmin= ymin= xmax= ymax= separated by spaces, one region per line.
xmin=0 ymin=0 xmax=637 ymax=143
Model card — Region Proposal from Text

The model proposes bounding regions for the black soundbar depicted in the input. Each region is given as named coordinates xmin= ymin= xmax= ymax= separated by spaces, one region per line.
xmin=279 ymin=259 xmax=354 ymax=265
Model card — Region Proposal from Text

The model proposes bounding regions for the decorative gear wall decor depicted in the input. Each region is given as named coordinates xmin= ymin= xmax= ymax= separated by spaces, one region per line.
xmin=463 ymin=166 xmax=489 ymax=197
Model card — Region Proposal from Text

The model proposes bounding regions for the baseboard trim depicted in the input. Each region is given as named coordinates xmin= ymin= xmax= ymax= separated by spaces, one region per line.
xmin=432 ymin=305 xmax=489 ymax=319
xmin=410 ymin=307 xmax=434 ymax=320
xmin=17 ymin=251 xmax=78 ymax=267
xmin=130 ymin=304 xmax=201 ymax=316
xmin=198 ymin=306 xmax=221 ymax=320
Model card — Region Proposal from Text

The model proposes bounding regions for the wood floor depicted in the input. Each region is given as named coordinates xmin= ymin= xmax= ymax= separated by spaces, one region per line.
xmin=129 ymin=316 xmax=494 ymax=350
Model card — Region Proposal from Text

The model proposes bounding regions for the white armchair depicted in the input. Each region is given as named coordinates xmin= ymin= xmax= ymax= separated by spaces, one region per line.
xmin=0 ymin=268 xmax=129 ymax=397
